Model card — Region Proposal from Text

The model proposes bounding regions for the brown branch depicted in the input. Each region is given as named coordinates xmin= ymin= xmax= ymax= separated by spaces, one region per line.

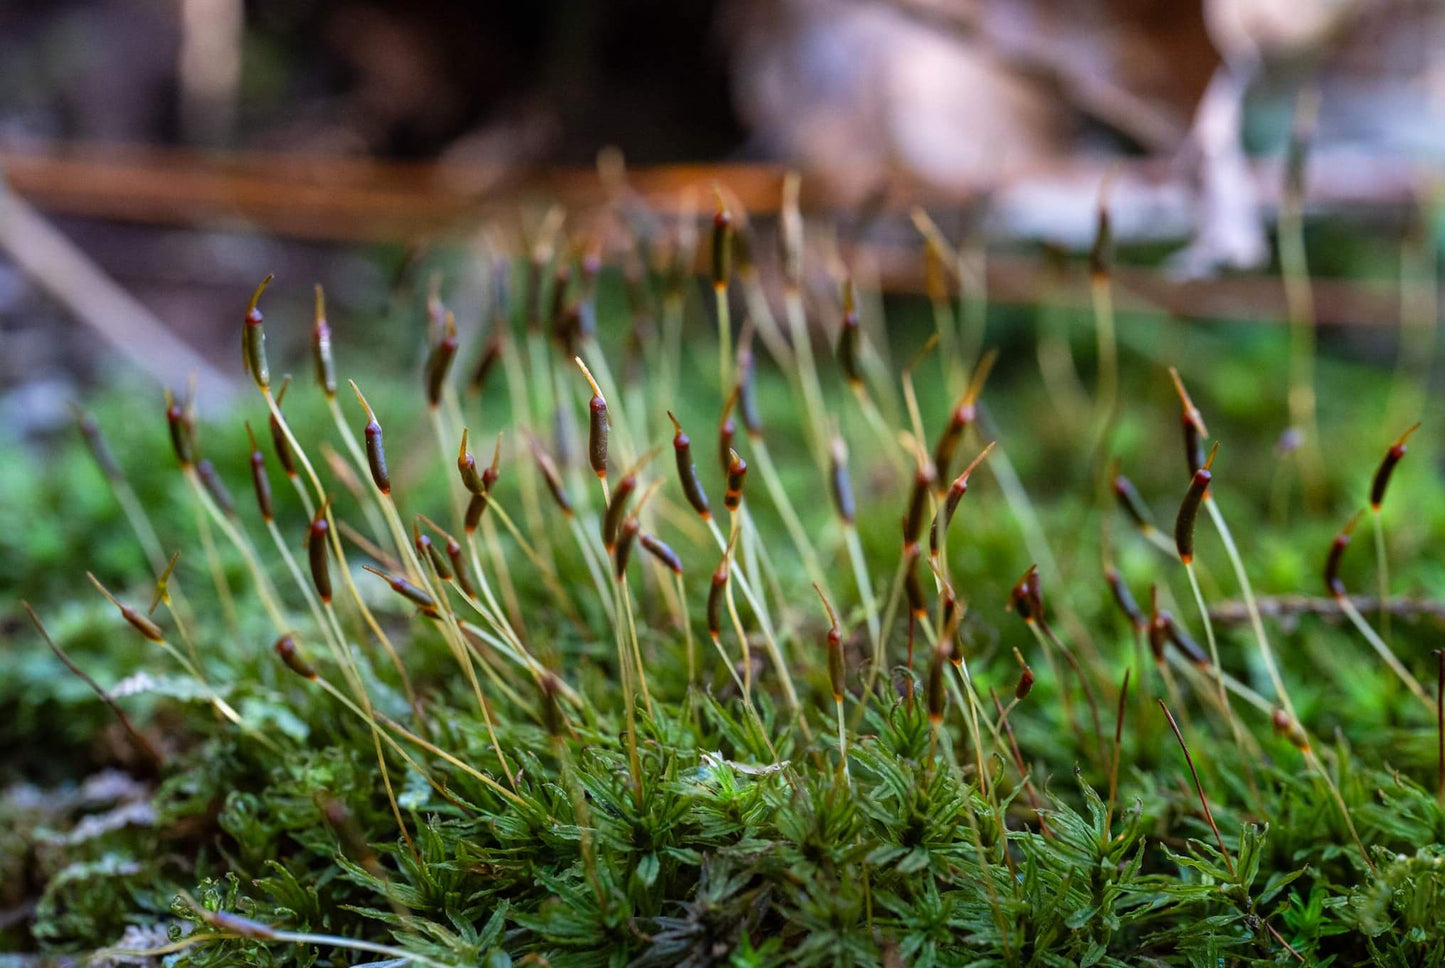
xmin=1208 ymin=595 xmax=1445 ymax=627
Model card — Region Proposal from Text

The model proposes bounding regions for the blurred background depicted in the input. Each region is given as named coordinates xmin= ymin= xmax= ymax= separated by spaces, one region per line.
xmin=1 ymin=0 xmax=1443 ymax=428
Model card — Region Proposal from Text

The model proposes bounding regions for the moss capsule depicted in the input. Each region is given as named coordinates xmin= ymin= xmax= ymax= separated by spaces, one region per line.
xmin=1174 ymin=443 xmax=1217 ymax=564
xmin=1370 ymin=422 xmax=1420 ymax=510
xmin=668 ymin=412 xmax=711 ymax=520
xmin=308 ymin=509 xmax=332 ymax=603
xmin=275 ymin=634 xmax=317 ymax=679
xmin=196 ymin=459 xmax=236 ymax=518
xmin=724 ymin=449 xmax=748 ymax=512
xmin=312 ymin=284 xmax=337 ymax=397
xmin=242 ymin=274 xmax=273 ymax=391
xmin=640 ymin=533 xmax=684 ymax=574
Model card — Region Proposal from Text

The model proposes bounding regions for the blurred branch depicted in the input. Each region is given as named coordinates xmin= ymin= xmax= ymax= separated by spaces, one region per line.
xmin=0 ymin=168 xmax=234 ymax=404
xmin=0 ymin=144 xmax=1436 ymax=327
xmin=1210 ymin=595 xmax=1445 ymax=626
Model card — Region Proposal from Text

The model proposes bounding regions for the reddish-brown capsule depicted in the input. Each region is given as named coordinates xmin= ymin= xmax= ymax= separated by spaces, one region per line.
xmin=1014 ymin=649 xmax=1036 ymax=700
xmin=1174 ymin=443 xmax=1218 ymax=565
xmin=312 ymin=285 xmax=337 ymax=397
xmin=245 ymin=423 xmax=274 ymax=522
xmin=242 ymin=274 xmax=273 ymax=391
xmin=614 ymin=517 xmax=640 ymax=580
xmin=929 ymin=442 xmax=994 ymax=556
xmin=668 ymin=411 xmax=711 ymax=520
xmin=1147 ymin=587 xmax=1167 ymax=662
xmin=425 ymin=311 xmax=459 ymax=408
xmin=468 ymin=335 xmax=504 ymax=395
xmin=165 ymin=393 xmax=194 ymax=468
xmin=350 ymin=384 xmax=390 ymax=493
xmin=718 ymin=392 xmax=738 ymax=479
xmin=1009 ymin=565 xmax=1042 ymax=622
xmin=444 ymin=535 xmax=474 ymax=597
xmin=706 ymin=557 xmax=728 ymax=638
xmin=269 ymin=378 xmax=296 ymax=477
xmin=90 ymin=574 xmax=166 ymax=642
xmin=903 ymin=460 xmax=936 ymax=551
xmin=363 ymin=565 xmax=438 ymax=615
xmin=932 ymin=351 xmax=997 ymax=484
xmin=1112 ymin=472 xmax=1152 ymax=531
xmin=1089 ymin=197 xmax=1112 ymax=281
xmin=1325 ymin=512 xmax=1361 ymax=599
xmin=414 ymin=523 xmax=452 ymax=581
xmin=457 ymin=429 xmax=484 ymax=495
xmin=1104 ymin=566 xmax=1145 ymax=631
xmin=196 ymin=459 xmax=236 ymax=518
xmin=308 ymin=508 xmax=332 ymax=603
xmin=531 ymin=439 xmax=573 ymax=517
xmin=465 ymin=436 xmax=502 ymax=532
xmin=640 ymin=533 xmax=684 ymax=574
xmin=1370 ymin=422 xmax=1420 ymax=510
xmin=1169 ymin=367 xmax=1209 ymax=477
xmin=603 ymin=474 xmax=637 ymax=550
xmin=829 ymin=437 xmax=856 ymax=525
xmin=575 ymin=358 xmax=609 ymax=479
xmin=724 ymin=449 xmax=748 ymax=512
xmin=926 ymin=640 xmax=949 ymax=724
xmin=711 ymin=202 xmax=733 ymax=288
xmin=1164 ymin=614 xmax=1208 ymax=666
xmin=275 ymin=634 xmax=317 ymax=679
xmin=904 ymin=549 xmax=927 ymax=619
xmin=837 ymin=280 xmax=863 ymax=387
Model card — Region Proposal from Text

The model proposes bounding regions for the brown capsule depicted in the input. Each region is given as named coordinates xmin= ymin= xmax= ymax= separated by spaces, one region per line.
xmin=814 ymin=585 xmax=846 ymax=700
xmin=90 ymin=574 xmax=166 ymax=641
xmin=275 ymin=634 xmax=317 ymax=680
xmin=1163 ymin=614 xmax=1208 ymax=666
xmin=1370 ymin=422 xmax=1420 ymax=510
xmin=926 ymin=640 xmax=949 ymax=724
xmin=312 ymin=285 xmax=337 ymax=397
xmin=929 ymin=442 xmax=994 ymax=556
xmin=445 ymin=535 xmax=474 ymax=597
xmin=530 ymin=439 xmax=573 ymax=517
xmin=1013 ymin=648 xmax=1036 ymax=700
xmin=614 ymin=517 xmax=640 ymax=580
xmin=904 ymin=549 xmax=927 ymax=619
xmin=1104 ymin=566 xmax=1144 ymax=631
xmin=196 ymin=459 xmax=236 ymax=518
xmin=640 ymin=533 xmax=684 ymax=574
xmin=724 ymin=449 xmax=748 ymax=512
xmin=588 ymin=395 xmax=609 ymax=478
xmin=350 ymin=383 xmax=390 ymax=493
xmin=932 ymin=351 xmax=996 ymax=484
xmin=1325 ymin=512 xmax=1361 ymax=599
xmin=468 ymin=335 xmax=504 ymax=395
xmin=1174 ymin=443 xmax=1218 ymax=565
xmin=365 ymin=419 xmax=390 ymax=493
xmin=465 ymin=492 xmax=490 ymax=533
xmin=837 ymin=280 xmax=863 ymax=387
xmin=269 ymin=379 xmax=296 ymax=477
xmin=165 ymin=393 xmax=194 ymax=468
xmin=242 ymin=274 xmax=273 ymax=391
xmin=1112 ymin=473 xmax=1152 ymax=531
xmin=75 ymin=410 xmax=122 ymax=481
xmin=363 ymin=565 xmax=438 ymax=614
xmin=1147 ymin=587 xmax=1167 ymax=662
xmin=603 ymin=475 xmax=637 ymax=550
xmin=668 ymin=411 xmax=711 ymax=520
xmin=829 ymin=437 xmax=856 ymax=525
xmin=718 ymin=390 xmax=738 ymax=480
xmin=1169 ymin=367 xmax=1209 ymax=477
xmin=457 ymin=429 xmax=484 ymax=495
xmin=245 ymin=423 xmax=274 ymax=522
xmin=414 ymin=524 xmax=452 ymax=581
xmin=1009 ymin=565 xmax=1041 ymax=622
xmin=711 ymin=202 xmax=733 ymax=288
xmin=706 ymin=557 xmax=728 ymax=638
xmin=308 ymin=508 xmax=332 ymax=603
xmin=425 ymin=311 xmax=459 ymax=407
xmin=903 ymin=460 xmax=936 ymax=551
